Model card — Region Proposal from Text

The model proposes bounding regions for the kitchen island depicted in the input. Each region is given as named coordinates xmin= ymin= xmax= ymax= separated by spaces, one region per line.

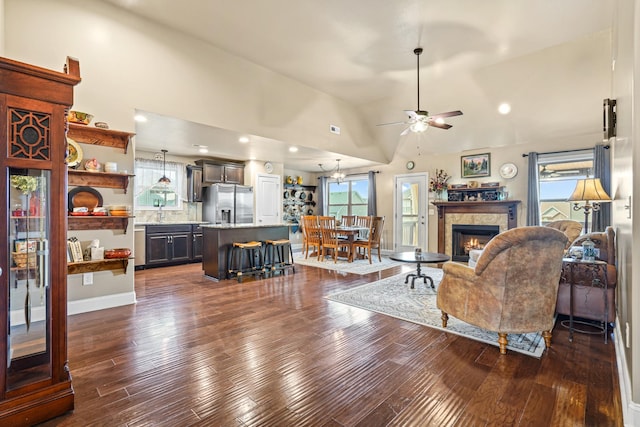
xmin=202 ymin=223 xmax=289 ymax=280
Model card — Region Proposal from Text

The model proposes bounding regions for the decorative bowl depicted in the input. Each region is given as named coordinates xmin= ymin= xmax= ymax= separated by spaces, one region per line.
xmin=68 ymin=110 xmax=94 ymax=125
xmin=104 ymin=248 xmax=131 ymax=259
xmin=84 ymin=158 xmax=101 ymax=172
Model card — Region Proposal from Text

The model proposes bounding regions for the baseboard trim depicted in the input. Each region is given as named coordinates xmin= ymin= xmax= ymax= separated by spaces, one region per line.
xmin=68 ymin=292 xmax=137 ymax=316
xmin=615 ymin=318 xmax=640 ymax=426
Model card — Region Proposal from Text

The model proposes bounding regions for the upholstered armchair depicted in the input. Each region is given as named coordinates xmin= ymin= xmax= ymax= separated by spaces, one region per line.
xmin=437 ymin=226 xmax=568 ymax=355
xmin=556 ymin=226 xmax=617 ymax=322
xmin=545 ymin=219 xmax=583 ymax=249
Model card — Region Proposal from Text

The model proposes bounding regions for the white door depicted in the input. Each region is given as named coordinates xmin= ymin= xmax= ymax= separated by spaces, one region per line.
xmin=393 ymin=173 xmax=428 ymax=252
xmin=255 ymin=173 xmax=281 ymax=224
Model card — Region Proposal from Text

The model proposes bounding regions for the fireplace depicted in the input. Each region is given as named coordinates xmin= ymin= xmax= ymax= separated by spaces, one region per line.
xmin=432 ymin=200 xmax=521 ymax=259
xmin=451 ymin=224 xmax=500 ymax=262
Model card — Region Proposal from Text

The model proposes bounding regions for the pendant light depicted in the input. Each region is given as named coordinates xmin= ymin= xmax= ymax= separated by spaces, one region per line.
xmin=158 ymin=149 xmax=171 ymax=185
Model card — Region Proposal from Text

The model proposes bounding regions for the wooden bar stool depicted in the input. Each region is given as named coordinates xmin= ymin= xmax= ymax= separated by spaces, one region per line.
xmin=227 ymin=241 xmax=265 ymax=282
xmin=264 ymin=239 xmax=295 ymax=276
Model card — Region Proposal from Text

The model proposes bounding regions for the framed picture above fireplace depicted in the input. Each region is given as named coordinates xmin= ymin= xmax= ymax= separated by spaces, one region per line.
xmin=461 ymin=153 xmax=491 ymax=178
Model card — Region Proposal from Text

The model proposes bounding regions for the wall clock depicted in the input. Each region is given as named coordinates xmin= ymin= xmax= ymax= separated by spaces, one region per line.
xmin=499 ymin=162 xmax=518 ymax=179
xmin=406 ymin=161 xmax=415 ymax=170
xmin=264 ymin=162 xmax=274 ymax=173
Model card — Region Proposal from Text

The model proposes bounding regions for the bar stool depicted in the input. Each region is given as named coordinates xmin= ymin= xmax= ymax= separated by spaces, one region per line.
xmin=227 ymin=241 xmax=265 ymax=282
xmin=264 ymin=239 xmax=295 ymax=276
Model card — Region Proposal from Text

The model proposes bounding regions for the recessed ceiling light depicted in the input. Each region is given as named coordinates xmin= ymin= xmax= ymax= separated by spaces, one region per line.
xmin=239 ymin=136 xmax=250 ymax=143
xmin=289 ymin=146 xmax=298 ymax=152
xmin=134 ymin=114 xmax=147 ymax=122
xmin=198 ymin=148 xmax=208 ymax=154
xmin=498 ymin=103 xmax=511 ymax=115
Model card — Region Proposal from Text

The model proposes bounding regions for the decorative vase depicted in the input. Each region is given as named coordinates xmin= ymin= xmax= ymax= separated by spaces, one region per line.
xmin=29 ymin=194 xmax=40 ymax=216
xmin=435 ymin=190 xmax=447 ymax=201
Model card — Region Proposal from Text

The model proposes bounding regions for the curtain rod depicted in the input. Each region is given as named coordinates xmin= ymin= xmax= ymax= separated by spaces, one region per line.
xmin=522 ymin=145 xmax=609 ymax=157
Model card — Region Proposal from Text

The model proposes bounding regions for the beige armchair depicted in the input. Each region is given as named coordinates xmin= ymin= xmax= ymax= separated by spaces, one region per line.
xmin=545 ymin=219 xmax=583 ymax=249
xmin=437 ymin=226 xmax=569 ymax=354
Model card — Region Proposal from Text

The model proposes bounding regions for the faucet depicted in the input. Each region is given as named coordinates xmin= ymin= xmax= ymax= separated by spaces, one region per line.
xmin=154 ymin=200 xmax=165 ymax=222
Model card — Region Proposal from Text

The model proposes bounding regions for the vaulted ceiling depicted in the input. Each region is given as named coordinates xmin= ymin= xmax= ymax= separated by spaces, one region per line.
xmin=104 ymin=0 xmax=614 ymax=170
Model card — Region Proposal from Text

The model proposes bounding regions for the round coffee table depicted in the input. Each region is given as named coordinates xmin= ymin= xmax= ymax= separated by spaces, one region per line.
xmin=389 ymin=251 xmax=450 ymax=289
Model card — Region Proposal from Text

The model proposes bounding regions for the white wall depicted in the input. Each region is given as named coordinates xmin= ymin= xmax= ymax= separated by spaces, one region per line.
xmin=4 ymin=0 xmax=386 ymax=164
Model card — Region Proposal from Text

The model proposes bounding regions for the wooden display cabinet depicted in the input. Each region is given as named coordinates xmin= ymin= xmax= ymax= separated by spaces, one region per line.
xmin=0 ymin=56 xmax=80 ymax=425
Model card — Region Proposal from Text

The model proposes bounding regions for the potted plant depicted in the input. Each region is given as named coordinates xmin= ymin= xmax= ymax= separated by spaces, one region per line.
xmin=10 ymin=175 xmax=40 ymax=216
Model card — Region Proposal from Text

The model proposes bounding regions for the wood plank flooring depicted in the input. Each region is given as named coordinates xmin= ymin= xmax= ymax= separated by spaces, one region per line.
xmin=40 ymin=262 xmax=623 ymax=426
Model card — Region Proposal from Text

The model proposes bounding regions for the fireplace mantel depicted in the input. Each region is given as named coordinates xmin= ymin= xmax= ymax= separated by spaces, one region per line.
xmin=432 ymin=200 xmax=521 ymax=256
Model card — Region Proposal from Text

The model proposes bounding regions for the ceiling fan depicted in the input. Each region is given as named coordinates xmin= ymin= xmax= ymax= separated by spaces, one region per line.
xmin=378 ymin=47 xmax=462 ymax=136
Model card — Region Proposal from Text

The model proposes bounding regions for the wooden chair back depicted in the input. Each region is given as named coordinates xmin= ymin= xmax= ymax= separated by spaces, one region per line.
xmin=356 ymin=215 xmax=372 ymax=229
xmin=318 ymin=216 xmax=350 ymax=262
xmin=340 ymin=215 xmax=356 ymax=227
xmin=301 ymin=215 xmax=321 ymax=259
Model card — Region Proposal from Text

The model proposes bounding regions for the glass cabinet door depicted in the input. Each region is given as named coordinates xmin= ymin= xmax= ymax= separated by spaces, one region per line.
xmin=7 ymin=168 xmax=51 ymax=390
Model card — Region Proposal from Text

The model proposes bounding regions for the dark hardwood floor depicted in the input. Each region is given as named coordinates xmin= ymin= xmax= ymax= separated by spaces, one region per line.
xmin=41 ymin=262 xmax=623 ymax=426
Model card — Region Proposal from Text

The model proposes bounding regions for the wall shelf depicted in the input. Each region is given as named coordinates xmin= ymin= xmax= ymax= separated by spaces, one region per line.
xmin=68 ymin=216 xmax=132 ymax=233
xmin=67 ymin=258 xmax=130 ymax=275
xmin=68 ymin=170 xmax=133 ymax=192
xmin=68 ymin=123 xmax=135 ymax=153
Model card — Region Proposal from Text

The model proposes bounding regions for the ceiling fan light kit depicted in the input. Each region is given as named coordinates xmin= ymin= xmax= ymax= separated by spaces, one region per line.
xmin=378 ymin=47 xmax=462 ymax=135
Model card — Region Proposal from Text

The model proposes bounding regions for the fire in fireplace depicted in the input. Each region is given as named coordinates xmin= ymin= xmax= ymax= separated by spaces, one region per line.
xmin=451 ymin=224 xmax=500 ymax=262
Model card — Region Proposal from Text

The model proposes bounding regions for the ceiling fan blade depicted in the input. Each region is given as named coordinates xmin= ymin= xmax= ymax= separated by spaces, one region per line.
xmin=431 ymin=110 xmax=463 ymax=119
xmin=376 ymin=120 xmax=407 ymax=127
xmin=428 ymin=121 xmax=453 ymax=130
xmin=400 ymin=126 xmax=412 ymax=136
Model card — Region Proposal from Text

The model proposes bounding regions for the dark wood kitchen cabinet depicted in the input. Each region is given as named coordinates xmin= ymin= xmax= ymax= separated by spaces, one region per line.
xmin=145 ymin=225 xmax=192 ymax=267
xmin=187 ymin=165 xmax=203 ymax=202
xmin=191 ymin=224 xmax=203 ymax=262
xmin=196 ymin=159 xmax=244 ymax=185
xmin=0 ymin=56 xmax=80 ymax=426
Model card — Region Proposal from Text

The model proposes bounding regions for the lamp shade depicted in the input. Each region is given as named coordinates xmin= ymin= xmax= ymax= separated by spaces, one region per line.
xmin=567 ymin=178 xmax=611 ymax=202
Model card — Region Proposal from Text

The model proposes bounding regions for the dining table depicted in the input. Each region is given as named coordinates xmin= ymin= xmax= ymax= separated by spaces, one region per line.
xmin=335 ymin=226 xmax=369 ymax=262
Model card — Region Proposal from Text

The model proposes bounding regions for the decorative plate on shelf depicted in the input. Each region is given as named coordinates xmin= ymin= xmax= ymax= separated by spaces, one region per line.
xmin=68 ymin=186 xmax=103 ymax=213
xmin=66 ymin=137 xmax=83 ymax=168
xmin=499 ymin=163 xmax=518 ymax=179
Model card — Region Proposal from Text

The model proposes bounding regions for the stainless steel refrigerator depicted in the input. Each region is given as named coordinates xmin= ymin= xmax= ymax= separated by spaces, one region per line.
xmin=203 ymin=183 xmax=254 ymax=224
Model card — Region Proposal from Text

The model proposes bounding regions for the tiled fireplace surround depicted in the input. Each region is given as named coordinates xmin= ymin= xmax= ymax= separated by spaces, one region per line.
xmin=432 ymin=201 xmax=521 ymax=258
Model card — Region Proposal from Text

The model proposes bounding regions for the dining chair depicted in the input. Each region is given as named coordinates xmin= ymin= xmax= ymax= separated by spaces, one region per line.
xmin=340 ymin=215 xmax=356 ymax=227
xmin=352 ymin=216 xmax=384 ymax=263
xmin=301 ymin=215 xmax=322 ymax=259
xmin=356 ymin=215 xmax=372 ymax=229
xmin=318 ymin=216 xmax=351 ymax=263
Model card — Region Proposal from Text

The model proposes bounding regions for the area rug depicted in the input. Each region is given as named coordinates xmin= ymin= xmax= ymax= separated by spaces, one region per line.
xmin=294 ymin=253 xmax=402 ymax=275
xmin=325 ymin=268 xmax=547 ymax=358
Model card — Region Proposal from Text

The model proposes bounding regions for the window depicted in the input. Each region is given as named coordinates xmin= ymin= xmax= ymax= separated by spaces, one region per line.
xmin=538 ymin=150 xmax=593 ymax=227
xmin=327 ymin=176 xmax=369 ymax=218
xmin=134 ymin=158 xmax=185 ymax=210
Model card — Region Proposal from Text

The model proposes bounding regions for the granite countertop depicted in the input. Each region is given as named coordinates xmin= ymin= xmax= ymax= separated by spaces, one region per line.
xmin=135 ymin=221 xmax=211 ymax=226
xmin=201 ymin=223 xmax=289 ymax=229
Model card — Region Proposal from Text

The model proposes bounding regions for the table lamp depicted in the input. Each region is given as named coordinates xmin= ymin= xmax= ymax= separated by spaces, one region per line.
xmin=567 ymin=178 xmax=611 ymax=234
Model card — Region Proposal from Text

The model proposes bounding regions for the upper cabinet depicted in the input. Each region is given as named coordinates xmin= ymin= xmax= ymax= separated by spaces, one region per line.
xmin=196 ymin=159 xmax=244 ymax=185
xmin=187 ymin=165 xmax=203 ymax=202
